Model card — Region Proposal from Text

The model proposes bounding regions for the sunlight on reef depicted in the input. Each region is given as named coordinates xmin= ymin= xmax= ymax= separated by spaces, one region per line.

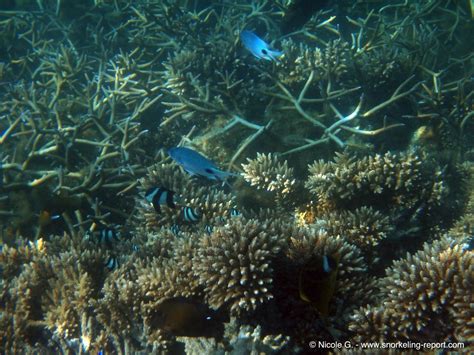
xmin=0 ymin=0 xmax=473 ymax=353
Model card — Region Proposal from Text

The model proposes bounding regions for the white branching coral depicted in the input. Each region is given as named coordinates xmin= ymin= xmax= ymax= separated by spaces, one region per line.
xmin=242 ymin=153 xmax=296 ymax=196
xmin=194 ymin=218 xmax=283 ymax=315
xmin=349 ymin=237 xmax=474 ymax=344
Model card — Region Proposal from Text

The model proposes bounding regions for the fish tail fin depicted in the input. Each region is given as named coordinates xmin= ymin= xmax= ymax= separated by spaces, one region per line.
xmin=268 ymin=49 xmax=283 ymax=61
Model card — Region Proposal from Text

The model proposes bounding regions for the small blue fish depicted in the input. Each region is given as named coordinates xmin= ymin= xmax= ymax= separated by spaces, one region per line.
xmin=240 ymin=30 xmax=283 ymax=61
xmin=168 ymin=147 xmax=236 ymax=182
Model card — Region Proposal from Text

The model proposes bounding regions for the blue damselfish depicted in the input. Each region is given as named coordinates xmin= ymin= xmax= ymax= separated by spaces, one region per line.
xmin=168 ymin=147 xmax=237 ymax=181
xmin=240 ymin=30 xmax=283 ymax=61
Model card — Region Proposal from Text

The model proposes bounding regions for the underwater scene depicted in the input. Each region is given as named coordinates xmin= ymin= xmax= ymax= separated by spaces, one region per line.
xmin=0 ymin=0 xmax=473 ymax=353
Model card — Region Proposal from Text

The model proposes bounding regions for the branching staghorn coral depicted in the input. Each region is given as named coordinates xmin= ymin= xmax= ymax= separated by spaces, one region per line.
xmin=349 ymin=237 xmax=473 ymax=346
xmin=96 ymin=255 xmax=180 ymax=353
xmin=0 ymin=9 xmax=162 ymax=237
xmin=277 ymin=38 xmax=352 ymax=87
xmin=151 ymin=0 xmax=425 ymax=163
xmin=95 ymin=259 xmax=144 ymax=351
xmin=263 ymin=0 xmax=472 ymax=157
xmin=0 ymin=228 xmax=183 ymax=353
xmin=408 ymin=67 xmax=474 ymax=154
xmin=0 ymin=233 xmax=108 ymax=353
xmin=137 ymin=259 xmax=195 ymax=348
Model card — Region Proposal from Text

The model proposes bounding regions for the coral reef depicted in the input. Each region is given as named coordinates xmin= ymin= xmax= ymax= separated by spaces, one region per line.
xmin=313 ymin=206 xmax=392 ymax=263
xmin=303 ymin=150 xmax=469 ymax=272
xmin=195 ymin=217 xmax=283 ymax=315
xmin=305 ymin=151 xmax=468 ymax=236
xmin=241 ymin=152 xmax=297 ymax=208
xmin=276 ymin=38 xmax=352 ymax=86
xmin=1 ymin=0 xmax=473 ymax=353
xmin=180 ymin=322 xmax=290 ymax=355
xmin=448 ymin=162 xmax=474 ymax=242
xmin=285 ymin=227 xmax=369 ymax=304
xmin=349 ymin=237 xmax=473 ymax=347
xmin=242 ymin=153 xmax=296 ymax=195
xmin=305 ymin=151 xmax=445 ymax=213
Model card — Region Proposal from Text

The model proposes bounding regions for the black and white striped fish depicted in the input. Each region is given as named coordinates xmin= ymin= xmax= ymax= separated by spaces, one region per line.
xmin=145 ymin=187 xmax=177 ymax=213
xmin=204 ymin=224 xmax=213 ymax=235
xmin=170 ymin=224 xmax=181 ymax=235
xmin=98 ymin=228 xmax=120 ymax=248
xmin=229 ymin=208 xmax=241 ymax=217
xmin=182 ymin=206 xmax=201 ymax=223
xmin=105 ymin=255 xmax=119 ymax=270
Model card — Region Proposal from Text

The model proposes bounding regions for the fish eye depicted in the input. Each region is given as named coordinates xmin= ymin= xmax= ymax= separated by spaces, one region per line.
xmin=261 ymin=49 xmax=268 ymax=55
xmin=205 ymin=168 xmax=215 ymax=174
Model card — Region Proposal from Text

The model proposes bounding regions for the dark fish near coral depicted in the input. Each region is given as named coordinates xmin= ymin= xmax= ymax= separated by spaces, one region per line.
xmin=37 ymin=210 xmax=61 ymax=227
xmin=204 ymin=224 xmax=213 ymax=235
xmin=240 ymin=30 xmax=283 ymax=61
xmin=298 ymin=254 xmax=339 ymax=316
xmin=153 ymin=297 xmax=225 ymax=337
xmin=462 ymin=236 xmax=474 ymax=252
xmin=104 ymin=255 xmax=119 ymax=270
xmin=98 ymin=227 xmax=120 ymax=248
xmin=168 ymin=147 xmax=236 ymax=182
xmin=182 ymin=206 xmax=201 ymax=223
xmin=145 ymin=187 xmax=177 ymax=213
xmin=229 ymin=208 xmax=241 ymax=217
xmin=281 ymin=0 xmax=330 ymax=34
xmin=170 ymin=224 xmax=181 ymax=235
